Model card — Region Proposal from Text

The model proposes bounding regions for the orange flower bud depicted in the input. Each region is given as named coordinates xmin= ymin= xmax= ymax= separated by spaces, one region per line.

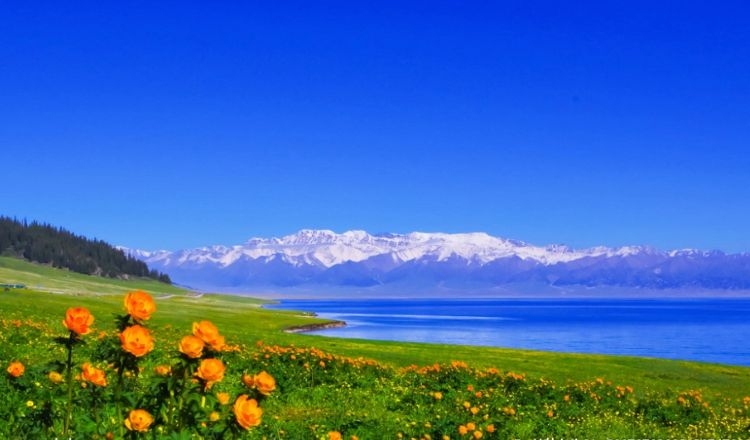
xmin=81 ymin=362 xmax=108 ymax=387
xmin=233 ymin=394 xmax=262 ymax=429
xmin=241 ymin=373 xmax=254 ymax=388
xmin=124 ymin=290 xmax=156 ymax=321
xmin=154 ymin=365 xmax=171 ymax=376
xmin=124 ymin=409 xmax=153 ymax=432
xmin=209 ymin=411 xmax=220 ymax=422
xmin=216 ymin=392 xmax=230 ymax=405
xmin=196 ymin=358 xmax=225 ymax=388
xmin=120 ymin=325 xmax=154 ymax=357
xmin=7 ymin=361 xmax=24 ymax=378
xmin=63 ymin=307 xmax=94 ymax=336
xmin=179 ymin=335 xmax=205 ymax=359
xmin=48 ymin=371 xmax=63 ymax=384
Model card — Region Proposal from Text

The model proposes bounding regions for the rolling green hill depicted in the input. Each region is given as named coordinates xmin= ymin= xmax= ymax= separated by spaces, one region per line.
xmin=0 ymin=256 xmax=182 ymax=295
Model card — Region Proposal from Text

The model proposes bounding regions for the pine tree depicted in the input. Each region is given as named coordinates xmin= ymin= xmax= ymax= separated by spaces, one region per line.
xmin=0 ymin=216 xmax=171 ymax=284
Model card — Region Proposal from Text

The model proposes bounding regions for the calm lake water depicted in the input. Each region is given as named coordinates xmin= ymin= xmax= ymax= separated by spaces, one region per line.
xmin=267 ymin=298 xmax=750 ymax=366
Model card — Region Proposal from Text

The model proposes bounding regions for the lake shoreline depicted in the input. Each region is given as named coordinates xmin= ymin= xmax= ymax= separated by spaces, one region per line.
xmin=283 ymin=319 xmax=347 ymax=334
xmin=268 ymin=297 xmax=750 ymax=367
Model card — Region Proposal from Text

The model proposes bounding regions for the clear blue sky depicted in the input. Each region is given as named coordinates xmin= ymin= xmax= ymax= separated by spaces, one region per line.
xmin=2 ymin=2 xmax=749 ymax=252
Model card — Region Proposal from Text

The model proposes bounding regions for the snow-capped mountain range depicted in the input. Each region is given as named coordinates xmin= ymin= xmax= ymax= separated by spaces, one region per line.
xmin=126 ymin=229 xmax=750 ymax=292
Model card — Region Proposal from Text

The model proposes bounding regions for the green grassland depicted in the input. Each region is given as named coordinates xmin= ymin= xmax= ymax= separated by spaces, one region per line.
xmin=0 ymin=256 xmax=186 ymax=296
xmin=1 ymin=257 xmax=749 ymax=438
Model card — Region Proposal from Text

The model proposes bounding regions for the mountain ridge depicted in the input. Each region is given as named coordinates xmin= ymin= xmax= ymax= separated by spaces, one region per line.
xmin=124 ymin=230 xmax=750 ymax=291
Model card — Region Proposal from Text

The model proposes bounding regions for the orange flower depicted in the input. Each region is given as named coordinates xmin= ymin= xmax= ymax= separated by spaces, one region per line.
xmin=208 ymin=334 xmax=226 ymax=352
xmin=216 ymin=392 xmax=230 ymax=405
xmin=179 ymin=335 xmax=205 ymax=359
xmin=466 ymin=422 xmax=476 ymax=431
xmin=81 ymin=362 xmax=108 ymax=387
xmin=120 ymin=325 xmax=154 ymax=357
xmin=154 ymin=365 xmax=171 ymax=376
xmin=7 ymin=361 xmax=24 ymax=378
xmin=486 ymin=424 xmax=495 ymax=433
xmin=48 ymin=371 xmax=63 ymax=384
xmin=192 ymin=320 xmax=223 ymax=347
xmin=124 ymin=409 xmax=153 ymax=432
xmin=243 ymin=371 xmax=276 ymax=396
xmin=433 ymin=391 xmax=443 ymax=400
xmin=209 ymin=411 xmax=220 ymax=422
xmin=233 ymin=394 xmax=263 ymax=429
xmin=196 ymin=358 xmax=225 ymax=388
xmin=328 ymin=432 xmax=343 ymax=440
xmin=458 ymin=425 xmax=468 ymax=435
xmin=63 ymin=307 xmax=94 ymax=336
xmin=124 ymin=290 xmax=156 ymax=321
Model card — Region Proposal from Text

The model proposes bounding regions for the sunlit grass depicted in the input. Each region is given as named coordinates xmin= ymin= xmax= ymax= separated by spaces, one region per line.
xmin=0 ymin=256 xmax=186 ymax=295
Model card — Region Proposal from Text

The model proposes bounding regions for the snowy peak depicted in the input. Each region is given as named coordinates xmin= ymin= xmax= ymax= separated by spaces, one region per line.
xmin=136 ymin=229 xmax=686 ymax=269
xmin=276 ymin=229 xmax=340 ymax=245
xmin=128 ymin=230 xmax=750 ymax=291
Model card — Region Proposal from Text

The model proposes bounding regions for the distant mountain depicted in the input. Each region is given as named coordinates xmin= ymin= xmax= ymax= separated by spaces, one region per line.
xmin=126 ymin=229 xmax=750 ymax=292
xmin=0 ymin=216 xmax=171 ymax=283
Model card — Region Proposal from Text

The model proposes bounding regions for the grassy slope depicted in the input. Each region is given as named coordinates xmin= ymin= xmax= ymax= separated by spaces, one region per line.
xmin=0 ymin=256 xmax=186 ymax=295
xmin=2 ymin=257 xmax=749 ymax=401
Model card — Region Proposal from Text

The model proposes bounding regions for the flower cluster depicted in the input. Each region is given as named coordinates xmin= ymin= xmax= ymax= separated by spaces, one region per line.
xmin=3 ymin=290 xmax=749 ymax=438
xmin=29 ymin=290 xmax=275 ymax=436
xmin=242 ymin=370 xmax=276 ymax=396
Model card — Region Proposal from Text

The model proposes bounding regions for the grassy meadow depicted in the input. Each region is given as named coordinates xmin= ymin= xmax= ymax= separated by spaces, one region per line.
xmin=1 ymin=256 xmax=749 ymax=438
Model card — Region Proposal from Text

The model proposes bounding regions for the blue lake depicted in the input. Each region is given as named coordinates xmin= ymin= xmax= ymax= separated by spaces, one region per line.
xmin=267 ymin=298 xmax=750 ymax=366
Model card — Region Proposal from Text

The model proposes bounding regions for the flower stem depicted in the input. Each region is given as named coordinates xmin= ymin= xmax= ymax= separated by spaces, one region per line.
xmin=116 ymin=356 xmax=126 ymax=438
xmin=63 ymin=332 xmax=75 ymax=436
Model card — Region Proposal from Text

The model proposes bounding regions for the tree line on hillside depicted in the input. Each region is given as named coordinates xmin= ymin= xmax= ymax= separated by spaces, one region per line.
xmin=0 ymin=216 xmax=171 ymax=284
